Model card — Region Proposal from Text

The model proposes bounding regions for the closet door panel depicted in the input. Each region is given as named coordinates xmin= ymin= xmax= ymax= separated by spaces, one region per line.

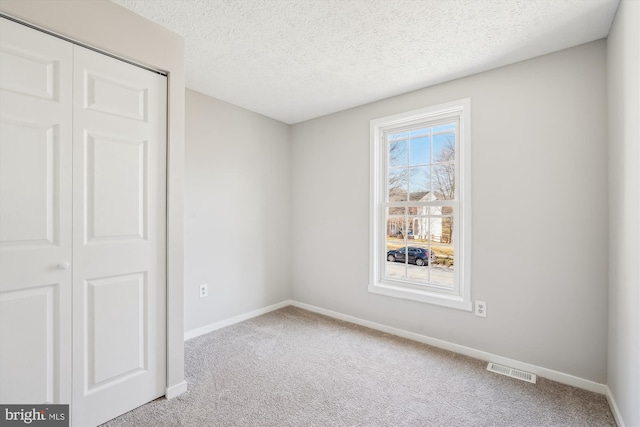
xmin=0 ymin=18 xmax=73 ymax=405
xmin=84 ymin=131 xmax=147 ymax=241
xmin=72 ymin=46 xmax=167 ymax=427
xmin=0 ymin=286 xmax=58 ymax=403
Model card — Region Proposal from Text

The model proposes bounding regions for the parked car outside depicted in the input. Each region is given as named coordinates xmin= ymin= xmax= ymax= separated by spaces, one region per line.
xmin=386 ymin=246 xmax=435 ymax=266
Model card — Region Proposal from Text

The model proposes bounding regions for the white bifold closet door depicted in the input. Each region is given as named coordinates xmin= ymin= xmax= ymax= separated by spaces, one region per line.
xmin=0 ymin=18 xmax=167 ymax=427
xmin=0 ymin=17 xmax=74 ymax=406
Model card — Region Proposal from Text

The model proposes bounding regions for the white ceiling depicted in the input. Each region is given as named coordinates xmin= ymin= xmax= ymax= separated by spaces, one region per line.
xmin=111 ymin=0 xmax=619 ymax=124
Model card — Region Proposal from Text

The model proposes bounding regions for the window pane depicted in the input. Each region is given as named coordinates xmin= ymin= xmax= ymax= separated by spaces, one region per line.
xmin=421 ymin=210 xmax=443 ymax=242
xmin=388 ymin=168 xmax=408 ymax=201
xmin=386 ymin=215 xmax=407 ymax=279
xmin=388 ymin=139 xmax=407 ymax=168
xmin=409 ymin=166 xmax=430 ymax=199
xmin=431 ymin=243 xmax=454 ymax=287
xmin=432 ymin=164 xmax=455 ymax=200
xmin=407 ymin=251 xmax=430 ymax=283
xmin=409 ymin=136 xmax=430 ymax=166
xmin=387 ymin=206 xmax=405 ymax=216
xmin=426 ymin=206 xmax=453 ymax=244
xmin=429 ymin=206 xmax=455 ymax=287
xmin=407 ymin=213 xmax=426 ymax=240
xmin=432 ymin=132 xmax=455 ymax=163
xmin=441 ymin=205 xmax=454 ymax=219
xmin=385 ymin=249 xmax=406 ymax=279
xmin=387 ymin=217 xmax=406 ymax=241
xmin=386 ymin=243 xmax=434 ymax=283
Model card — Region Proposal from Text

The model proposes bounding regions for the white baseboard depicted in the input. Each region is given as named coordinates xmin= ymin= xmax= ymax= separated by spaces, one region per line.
xmin=183 ymin=299 xmax=608 ymax=396
xmin=290 ymin=301 xmax=608 ymax=395
xmin=165 ymin=380 xmax=188 ymax=399
xmin=605 ymin=386 xmax=626 ymax=427
xmin=184 ymin=300 xmax=293 ymax=340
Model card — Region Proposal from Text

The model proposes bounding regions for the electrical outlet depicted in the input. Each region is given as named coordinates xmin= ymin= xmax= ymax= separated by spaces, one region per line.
xmin=475 ymin=300 xmax=487 ymax=317
xmin=199 ymin=284 xmax=208 ymax=298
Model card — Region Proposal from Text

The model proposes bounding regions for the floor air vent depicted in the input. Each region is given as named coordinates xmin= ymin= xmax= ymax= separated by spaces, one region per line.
xmin=487 ymin=362 xmax=537 ymax=384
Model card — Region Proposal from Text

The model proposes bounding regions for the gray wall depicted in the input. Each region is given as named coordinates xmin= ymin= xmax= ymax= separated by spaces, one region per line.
xmin=184 ymin=89 xmax=292 ymax=332
xmin=607 ymin=0 xmax=640 ymax=425
xmin=291 ymin=41 xmax=609 ymax=383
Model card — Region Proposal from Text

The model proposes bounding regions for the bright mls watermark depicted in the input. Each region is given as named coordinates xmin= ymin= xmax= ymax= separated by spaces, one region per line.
xmin=1 ymin=405 xmax=69 ymax=426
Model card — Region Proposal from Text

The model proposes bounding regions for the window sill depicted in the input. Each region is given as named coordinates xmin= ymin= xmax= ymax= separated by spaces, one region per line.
xmin=368 ymin=281 xmax=472 ymax=311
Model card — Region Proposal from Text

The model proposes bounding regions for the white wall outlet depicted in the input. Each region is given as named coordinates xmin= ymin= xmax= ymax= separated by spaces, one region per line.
xmin=199 ymin=284 xmax=208 ymax=298
xmin=475 ymin=300 xmax=487 ymax=317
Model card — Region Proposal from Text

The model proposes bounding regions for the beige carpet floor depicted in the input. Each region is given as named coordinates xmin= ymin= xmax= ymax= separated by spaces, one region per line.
xmin=102 ymin=306 xmax=616 ymax=427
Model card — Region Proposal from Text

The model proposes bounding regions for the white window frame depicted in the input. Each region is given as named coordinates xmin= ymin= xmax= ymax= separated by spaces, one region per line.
xmin=369 ymin=99 xmax=472 ymax=311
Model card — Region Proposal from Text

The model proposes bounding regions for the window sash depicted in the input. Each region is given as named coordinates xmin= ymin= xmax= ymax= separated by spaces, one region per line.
xmin=381 ymin=204 xmax=460 ymax=294
xmin=383 ymin=118 xmax=459 ymax=202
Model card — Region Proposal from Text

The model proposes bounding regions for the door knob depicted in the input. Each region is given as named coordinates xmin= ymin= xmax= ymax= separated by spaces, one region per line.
xmin=57 ymin=262 xmax=71 ymax=270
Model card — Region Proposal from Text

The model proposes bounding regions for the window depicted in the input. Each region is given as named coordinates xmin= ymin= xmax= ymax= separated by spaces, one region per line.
xmin=369 ymin=99 xmax=471 ymax=310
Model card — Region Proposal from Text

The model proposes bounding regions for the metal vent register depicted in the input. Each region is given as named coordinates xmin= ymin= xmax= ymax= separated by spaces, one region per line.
xmin=487 ymin=362 xmax=537 ymax=384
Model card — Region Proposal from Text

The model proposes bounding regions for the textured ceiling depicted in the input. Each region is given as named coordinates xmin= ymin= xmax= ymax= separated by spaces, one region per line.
xmin=111 ymin=0 xmax=619 ymax=124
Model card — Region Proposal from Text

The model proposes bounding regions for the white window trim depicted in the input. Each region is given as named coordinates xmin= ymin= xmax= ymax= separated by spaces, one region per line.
xmin=369 ymin=98 xmax=472 ymax=311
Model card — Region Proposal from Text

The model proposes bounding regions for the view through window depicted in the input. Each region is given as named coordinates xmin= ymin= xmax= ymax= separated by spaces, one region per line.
xmin=385 ymin=121 xmax=456 ymax=287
